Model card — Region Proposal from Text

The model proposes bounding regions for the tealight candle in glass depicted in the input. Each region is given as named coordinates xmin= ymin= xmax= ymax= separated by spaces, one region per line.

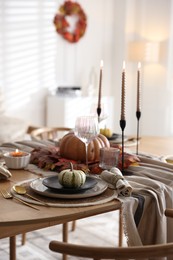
xmin=10 ymin=149 xmax=26 ymax=157
xmin=3 ymin=149 xmax=31 ymax=169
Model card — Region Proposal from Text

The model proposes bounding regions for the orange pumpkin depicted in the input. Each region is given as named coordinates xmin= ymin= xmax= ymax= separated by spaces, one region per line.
xmin=59 ymin=132 xmax=110 ymax=162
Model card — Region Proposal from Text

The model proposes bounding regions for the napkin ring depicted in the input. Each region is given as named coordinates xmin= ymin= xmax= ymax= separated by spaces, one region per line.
xmin=112 ymin=175 xmax=124 ymax=185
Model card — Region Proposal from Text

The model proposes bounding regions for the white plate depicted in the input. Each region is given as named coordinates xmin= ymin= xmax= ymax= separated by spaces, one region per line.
xmin=30 ymin=177 xmax=108 ymax=199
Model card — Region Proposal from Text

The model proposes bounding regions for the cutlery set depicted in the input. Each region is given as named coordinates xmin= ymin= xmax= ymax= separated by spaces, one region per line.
xmin=0 ymin=182 xmax=50 ymax=210
xmin=13 ymin=185 xmax=49 ymax=207
xmin=0 ymin=188 xmax=39 ymax=210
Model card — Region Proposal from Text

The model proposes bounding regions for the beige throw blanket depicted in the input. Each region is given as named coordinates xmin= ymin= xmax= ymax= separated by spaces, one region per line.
xmin=100 ymin=158 xmax=173 ymax=253
xmin=121 ymin=161 xmax=173 ymax=248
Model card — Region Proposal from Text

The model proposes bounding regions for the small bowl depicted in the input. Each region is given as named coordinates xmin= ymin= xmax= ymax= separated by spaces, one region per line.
xmin=161 ymin=155 xmax=173 ymax=164
xmin=3 ymin=151 xmax=31 ymax=169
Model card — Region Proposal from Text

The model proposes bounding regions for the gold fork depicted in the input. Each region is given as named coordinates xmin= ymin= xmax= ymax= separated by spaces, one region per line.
xmin=0 ymin=188 xmax=39 ymax=210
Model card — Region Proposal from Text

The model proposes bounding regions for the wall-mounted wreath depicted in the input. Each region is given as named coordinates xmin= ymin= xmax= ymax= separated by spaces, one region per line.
xmin=53 ymin=1 xmax=87 ymax=43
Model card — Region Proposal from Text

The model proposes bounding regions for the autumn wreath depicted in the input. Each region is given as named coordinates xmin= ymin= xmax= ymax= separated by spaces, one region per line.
xmin=53 ymin=1 xmax=87 ymax=43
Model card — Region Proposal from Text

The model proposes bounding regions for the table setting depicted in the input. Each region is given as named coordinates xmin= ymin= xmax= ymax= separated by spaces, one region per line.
xmin=9 ymin=177 xmax=116 ymax=208
xmin=1 ymin=136 xmax=173 ymax=252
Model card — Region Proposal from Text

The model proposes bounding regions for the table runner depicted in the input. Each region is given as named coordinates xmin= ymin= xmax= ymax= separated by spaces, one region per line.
xmin=26 ymin=164 xmax=58 ymax=177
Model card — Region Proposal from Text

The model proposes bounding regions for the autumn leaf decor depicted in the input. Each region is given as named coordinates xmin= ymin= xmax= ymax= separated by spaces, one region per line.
xmin=30 ymin=146 xmax=88 ymax=173
xmin=30 ymin=146 xmax=140 ymax=175
xmin=53 ymin=0 xmax=87 ymax=43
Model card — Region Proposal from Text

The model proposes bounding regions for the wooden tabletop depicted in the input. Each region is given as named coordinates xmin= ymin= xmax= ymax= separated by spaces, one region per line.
xmin=129 ymin=136 xmax=173 ymax=156
xmin=0 ymin=170 xmax=121 ymax=239
xmin=1 ymin=135 xmax=173 ymax=239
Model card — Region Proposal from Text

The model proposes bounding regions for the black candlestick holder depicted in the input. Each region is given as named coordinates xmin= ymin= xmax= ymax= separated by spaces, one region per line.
xmin=120 ymin=119 xmax=126 ymax=174
xmin=97 ymin=107 xmax=101 ymax=122
xmin=136 ymin=110 xmax=141 ymax=155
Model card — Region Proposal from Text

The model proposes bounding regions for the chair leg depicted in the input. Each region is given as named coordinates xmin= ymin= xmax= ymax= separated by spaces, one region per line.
xmin=21 ymin=233 xmax=26 ymax=245
xmin=118 ymin=206 xmax=123 ymax=247
xmin=9 ymin=236 xmax=16 ymax=260
xmin=71 ymin=220 xmax=76 ymax=231
xmin=62 ymin=223 xmax=68 ymax=260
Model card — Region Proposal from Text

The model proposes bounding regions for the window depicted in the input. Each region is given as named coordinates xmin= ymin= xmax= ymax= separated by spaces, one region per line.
xmin=0 ymin=0 xmax=58 ymax=110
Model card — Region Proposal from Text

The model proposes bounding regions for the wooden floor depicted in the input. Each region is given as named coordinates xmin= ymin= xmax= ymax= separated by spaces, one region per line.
xmin=0 ymin=211 xmax=127 ymax=260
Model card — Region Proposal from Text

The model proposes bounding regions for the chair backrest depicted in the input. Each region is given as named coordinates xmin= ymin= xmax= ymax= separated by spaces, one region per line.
xmin=49 ymin=240 xmax=173 ymax=259
xmin=165 ymin=208 xmax=173 ymax=218
xmin=30 ymin=127 xmax=72 ymax=141
xmin=49 ymin=208 xmax=173 ymax=259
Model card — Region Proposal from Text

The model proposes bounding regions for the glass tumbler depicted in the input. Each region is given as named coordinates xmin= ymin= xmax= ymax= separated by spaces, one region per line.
xmin=99 ymin=147 xmax=120 ymax=170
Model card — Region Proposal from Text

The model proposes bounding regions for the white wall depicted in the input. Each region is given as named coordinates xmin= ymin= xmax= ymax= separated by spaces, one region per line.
xmin=1 ymin=0 xmax=173 ymax=137
xmin=124 ymin=0 xmax=173 ymax=136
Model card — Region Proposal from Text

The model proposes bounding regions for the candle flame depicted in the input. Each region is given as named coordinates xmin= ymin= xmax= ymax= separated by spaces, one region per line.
xmin=138 ymin=62 xmax=141 ymax=69
xmin=15 ymin=149 xmax=19 ymax=153
xmin=100 ymin=60 xmax=104 ymax=68
xmin=123 ymin=61 xmax=125 ymax=71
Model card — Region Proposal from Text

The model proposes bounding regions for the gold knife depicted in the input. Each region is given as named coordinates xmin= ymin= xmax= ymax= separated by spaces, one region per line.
xmin=13 ymin=196 xmax=40 ymax=210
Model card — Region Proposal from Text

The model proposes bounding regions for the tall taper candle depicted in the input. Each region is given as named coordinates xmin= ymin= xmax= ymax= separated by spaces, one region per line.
xmin=121 ymin=61 xmax=126 ymax=120
xmin=98 ymin=60 xmax=103 ymax=109
xmin=137 ymin=62 xmax=141 ymax=112
xmin=136 ymin=62 xmax=141 ymax=155
xmin=120 ymin=61 xmax=126 ymax=174
xmin=97 ymin=60 xmax=103 ymax=119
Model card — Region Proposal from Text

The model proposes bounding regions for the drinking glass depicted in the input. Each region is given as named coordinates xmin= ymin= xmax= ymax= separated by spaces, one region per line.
xmin=99 ymin=147 xmax=120 ymax=170
xmin=74 ymin=116 xmax=99 ymax=167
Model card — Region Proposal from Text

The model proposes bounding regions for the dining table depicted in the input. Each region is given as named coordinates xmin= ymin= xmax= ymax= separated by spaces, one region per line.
xmin=1 ymin=135 xmax=173 ymax=260
xmin=129 ymin=135 xmax=173 ymax=156
xmin=0 ymin=163 xmax=122 ymax=260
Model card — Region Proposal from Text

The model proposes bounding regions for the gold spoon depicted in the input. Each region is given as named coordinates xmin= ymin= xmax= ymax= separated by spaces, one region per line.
xmin=13 ymin=185 xmax=49 ymax=206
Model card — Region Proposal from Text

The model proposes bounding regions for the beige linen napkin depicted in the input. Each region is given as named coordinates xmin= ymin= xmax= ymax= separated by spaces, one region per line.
xmin=100 ymin=167 xmax=132 ymax=197
xmin=0 ymin=165 xmax=12 ymax=179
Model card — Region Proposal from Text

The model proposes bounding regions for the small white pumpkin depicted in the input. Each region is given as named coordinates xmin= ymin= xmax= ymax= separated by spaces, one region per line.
xmin=58 ymin=162 xmax=86 ymax=188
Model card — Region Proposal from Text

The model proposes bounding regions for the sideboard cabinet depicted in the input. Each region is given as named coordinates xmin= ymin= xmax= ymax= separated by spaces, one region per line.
xmin=46 ymin=95 xmax=114 ymax=129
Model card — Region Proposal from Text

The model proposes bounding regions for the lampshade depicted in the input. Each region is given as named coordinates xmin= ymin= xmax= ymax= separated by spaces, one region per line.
xmin=128 ymin=41 xmax=160 ymax=63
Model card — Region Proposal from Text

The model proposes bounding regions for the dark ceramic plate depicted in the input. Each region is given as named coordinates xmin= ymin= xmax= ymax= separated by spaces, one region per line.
xmin=107 ymin=133 xmax=122 ymax=141
xmin=107 ymin=133 xmax=128 ymax=142
xmin=42 ymin=176 xmax=98 ymax=194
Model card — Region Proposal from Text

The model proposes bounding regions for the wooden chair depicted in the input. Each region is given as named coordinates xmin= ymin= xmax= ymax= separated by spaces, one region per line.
xmin=49 ymin=240 xmax=173 ymax=259
xmin=49 ymin=208 xmax=173 ymax=260
xmin=165 ymin=208 xmax=173 ymax=218
xmin=30 ymin=126 xmax=72 ymax=142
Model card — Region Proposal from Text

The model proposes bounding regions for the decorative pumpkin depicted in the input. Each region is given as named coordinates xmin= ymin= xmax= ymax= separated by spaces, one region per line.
xmin=59 ymin=132 xmax=110 ymax=162
xmin=58 ymin=162 xmax=86 ymax=188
